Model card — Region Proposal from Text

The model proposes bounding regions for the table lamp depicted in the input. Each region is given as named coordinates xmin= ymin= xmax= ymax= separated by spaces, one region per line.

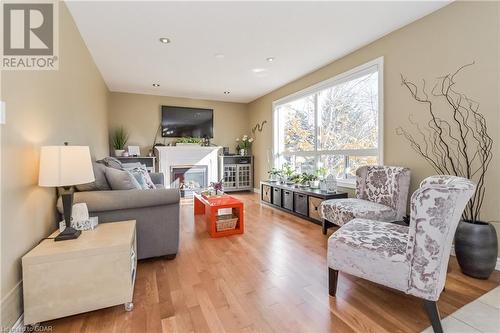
xmin=38 ymin=144 xmax=95 ymax=241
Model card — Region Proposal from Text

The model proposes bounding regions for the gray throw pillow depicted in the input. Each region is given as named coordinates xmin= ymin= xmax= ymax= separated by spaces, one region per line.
xmin=105 ymin=167 xmax=142 ymax=190
xmin=122 ymin=162 xmax=144 ymax=170
xmin=97 ymin=157 xmax=123 ymax=170
xmin=75 ymin=162 xmax=111 ymax=191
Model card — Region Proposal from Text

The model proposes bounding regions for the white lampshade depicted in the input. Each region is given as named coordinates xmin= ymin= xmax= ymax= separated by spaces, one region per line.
xmin=38 ymin=146 xmax=95 ymax=187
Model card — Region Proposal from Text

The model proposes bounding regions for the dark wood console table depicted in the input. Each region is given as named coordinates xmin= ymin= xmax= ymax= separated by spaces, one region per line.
xmin=260 ymin=181 xmax=348 ymax=234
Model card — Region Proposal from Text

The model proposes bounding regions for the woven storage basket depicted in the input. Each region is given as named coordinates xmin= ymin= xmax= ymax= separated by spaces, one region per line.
xmin=216 ymin=214 xmax=238 ymax=231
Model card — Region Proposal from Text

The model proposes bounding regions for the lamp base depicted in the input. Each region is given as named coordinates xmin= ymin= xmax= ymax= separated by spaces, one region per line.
xmin=55 ymin=227 xmax=81 ymax=241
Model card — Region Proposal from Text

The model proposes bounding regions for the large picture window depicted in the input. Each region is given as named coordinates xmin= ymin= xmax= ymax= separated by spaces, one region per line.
xmin=273 ymin=58 xmax=383 ymax=188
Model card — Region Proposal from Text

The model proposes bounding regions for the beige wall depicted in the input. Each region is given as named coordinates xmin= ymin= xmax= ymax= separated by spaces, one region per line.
xmin=0 ymin=3 xmax=109 ymax=329
xmin=108 ymin=92 xmax=249 ymax=155
xmin=248 ymin=1 xmax=500 ymax=240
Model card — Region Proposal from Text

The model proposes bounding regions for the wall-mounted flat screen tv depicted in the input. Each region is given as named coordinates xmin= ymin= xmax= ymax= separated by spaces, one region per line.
xmin=161 ymin=105 xmax=214 ymax=138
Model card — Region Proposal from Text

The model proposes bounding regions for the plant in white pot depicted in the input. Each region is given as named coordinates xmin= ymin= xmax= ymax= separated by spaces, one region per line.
xmin=235 ymin=135 xmax=254 ymax=156
xmin=397 ymin=63 xmax=497 ymax=279
xmin=281 ymin=163 xmax=295 ymax=184
xmin=112 ymin=127 xmax=129 ymax=157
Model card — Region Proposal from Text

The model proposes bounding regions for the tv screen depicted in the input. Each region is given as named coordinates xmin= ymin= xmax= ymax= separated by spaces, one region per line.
xmin=161 ymin=105 xmax=214 ymax=138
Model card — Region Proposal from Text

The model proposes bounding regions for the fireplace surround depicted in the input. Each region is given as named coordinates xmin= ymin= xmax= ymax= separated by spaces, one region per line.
xmin=156 ymin=146 xmax=221 ymax=188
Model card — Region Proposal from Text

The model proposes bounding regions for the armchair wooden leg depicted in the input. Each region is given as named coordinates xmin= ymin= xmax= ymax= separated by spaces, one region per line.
xmin=328 ymin=268 xmax=338 ymax=297
xmin=423 ymin=300 xmax=443 ymax=333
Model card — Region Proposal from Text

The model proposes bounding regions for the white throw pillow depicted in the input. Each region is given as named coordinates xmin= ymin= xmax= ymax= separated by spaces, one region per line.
xmin=130 ymin=166 xmax=156 ymax=189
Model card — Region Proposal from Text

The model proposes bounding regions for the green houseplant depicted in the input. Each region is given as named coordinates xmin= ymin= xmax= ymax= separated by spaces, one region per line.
xmin=267 ymin=168 xmax=282 ymax=182
xmin=112 ymin=127 xmax=129 ymax=157
xmin=289 ymin=174 xmax=301 ymax=185
xmin=309 ymin=173 xmax=320 ymax=188
xmin=176 ymin=137 xmax=203 ymax=145
xmin=281 ymin=163 xmax=295 ymax=183
xmin=298 ymin=172 xmax=318 ymax=188
xmin=397 ymin=63 xmax=497 ymax=279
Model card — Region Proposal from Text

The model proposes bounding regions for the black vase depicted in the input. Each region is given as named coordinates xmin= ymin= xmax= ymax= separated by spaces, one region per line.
xmin=455 ymin=220 xmax=498 ymax=279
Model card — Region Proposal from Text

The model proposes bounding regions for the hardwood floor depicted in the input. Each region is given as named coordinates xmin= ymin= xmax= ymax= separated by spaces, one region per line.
xmin=47 ymin=192 xmax=500 ymax=333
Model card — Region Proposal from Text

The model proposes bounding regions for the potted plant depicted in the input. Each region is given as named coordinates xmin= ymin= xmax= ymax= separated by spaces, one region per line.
xmin=397 ymin=63 xmax=497 ymax=279
xmin=267 ymin=168 xmax=282 ymax=182
xmin=210 ymin=179 xmax=224 ymax=196
xmin=236 ymin=135 xmax=254 ymax=156
xmin=176 ymin=137 xmax=202 ymax=146
xmin=309 ymin=173 xmax=320 ymax=189
xmin=112 ymin=127 xmax=129 ymax=157
xmin=281 ymin=163 xmax=295 ymax=184
xmin=298 ymin=172 xmax=312 ymax=188
xmin=317 ymin=167 xmax=329 ymax=191
xmin=289 ymin=174 xmax=302 ymax=186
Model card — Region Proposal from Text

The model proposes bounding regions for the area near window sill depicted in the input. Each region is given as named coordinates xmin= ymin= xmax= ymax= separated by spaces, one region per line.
xmin=337 ymin=179 xmax=356 ymax=190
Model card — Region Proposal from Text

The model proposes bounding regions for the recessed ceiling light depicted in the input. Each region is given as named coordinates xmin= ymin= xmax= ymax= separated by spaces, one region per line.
xmin=224 ymin=91 xmax=230 ymax=95
xmin=215 ymin=53 xmax=225 ymax=59
xmin=252 ymin=68 xmax=266 ymax=73
xmin=152 ymin=83 xmax=160 ymax=87
xmin=266 ymin=57 xmax=275 ymax=62
xmin=159 ymin=37 xmax=171 ymax=44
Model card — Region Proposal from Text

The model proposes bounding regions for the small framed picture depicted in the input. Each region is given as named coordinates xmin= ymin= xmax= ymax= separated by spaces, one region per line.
xmin=128 ymin=146 xmax=140 ymax=156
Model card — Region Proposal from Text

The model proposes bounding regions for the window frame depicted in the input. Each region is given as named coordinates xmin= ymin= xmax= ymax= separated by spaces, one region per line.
xmin=272 ymin=57 xmax=384 ymax=188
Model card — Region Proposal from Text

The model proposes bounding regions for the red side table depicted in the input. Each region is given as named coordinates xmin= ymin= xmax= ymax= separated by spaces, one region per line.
xmin=193 ymin=193 xmax=244 ymax=238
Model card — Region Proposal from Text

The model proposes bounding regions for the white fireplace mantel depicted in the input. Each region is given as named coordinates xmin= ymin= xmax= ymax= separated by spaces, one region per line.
xmin=155 ymin=146 xmax=222 ymax=187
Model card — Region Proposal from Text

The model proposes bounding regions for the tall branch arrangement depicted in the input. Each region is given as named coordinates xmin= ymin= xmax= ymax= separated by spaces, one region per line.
xmin=396 ymin=63 xmax=493 ymax=222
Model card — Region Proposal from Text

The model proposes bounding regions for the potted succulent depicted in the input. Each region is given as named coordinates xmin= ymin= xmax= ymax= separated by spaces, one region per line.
xmin=112 ymin=127 xmax=129 ymax=157
xmin=281 ymin=163 xmax=295 ymax=184
xmin=236 ymin=135 xmax=254 ymax=156
xmin=398 ymin=64 xmax=497 ymax=279
xmin=267 ymin=168 xmax=282 ymax=182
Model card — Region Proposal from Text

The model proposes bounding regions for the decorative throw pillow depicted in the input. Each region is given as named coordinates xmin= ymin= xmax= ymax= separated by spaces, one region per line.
xmin=104 ymin=167 xmax=142 ymax=190
xmin=97 ymin=157 xmax=123 ymax=170
xmin=122 ymin=162 xmax=144 ymax=170
xmin=76 ymin=162 xmax=111 ymax=191
xmin=130 ymin=166 xmax=156 ymax=189
xmin=130 ymin=171 xmax=148 ymax=189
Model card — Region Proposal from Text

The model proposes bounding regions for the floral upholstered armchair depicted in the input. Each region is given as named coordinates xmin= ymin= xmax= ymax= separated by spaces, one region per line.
xmin=319 ymin=165 xmax=411 ymax=234
xmin=327 ymin=175 xmax=476 ymax=333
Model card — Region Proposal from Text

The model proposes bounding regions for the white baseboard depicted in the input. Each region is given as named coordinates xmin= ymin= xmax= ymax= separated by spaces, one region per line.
xmin=253 ymin=188 xmax=260 ymax=194
xmin=450 ymin=245 xmax=500 ymax=271
xmin=1 ymin=281 xmax=23 ymax=332
xmin=9 ymin=314 xmax=24 ymax=333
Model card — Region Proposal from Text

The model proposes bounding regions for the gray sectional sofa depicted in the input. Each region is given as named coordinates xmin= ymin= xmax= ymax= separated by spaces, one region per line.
xmin=57 ymin=160 xmax=180 ymax=260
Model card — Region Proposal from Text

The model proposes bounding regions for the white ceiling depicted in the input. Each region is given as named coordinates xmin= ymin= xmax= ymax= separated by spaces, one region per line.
xmin=66 ymin=1 xmax=449 ymax=103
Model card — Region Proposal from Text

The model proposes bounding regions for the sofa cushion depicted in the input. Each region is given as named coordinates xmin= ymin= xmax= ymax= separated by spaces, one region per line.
xmin=328 ymin=218 xmax=410 ymax=292
xmin=320 ymin=198 xmax=397 ymax=227
xmin=105 ymin=167 xmax=142 ymax=190
xmin=75 ymin=162 xmax=111 ymax=191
